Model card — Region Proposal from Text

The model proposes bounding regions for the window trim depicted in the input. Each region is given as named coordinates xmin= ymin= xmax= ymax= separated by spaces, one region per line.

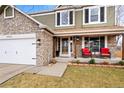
xmin=4 ymin=6 xmax=14 ymax=19
xmin=55 ymin=9 xmax=75 ymax=27
xmin=83 ymin=6 xmax=107 ymax=25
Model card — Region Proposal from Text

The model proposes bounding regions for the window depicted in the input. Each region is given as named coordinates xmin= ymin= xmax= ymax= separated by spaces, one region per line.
xmin=57 ymin=13 xmax=60 ymax=25
xmin=84 ymin=9 xmax=89 ymax=23
xmin=69 ymin=11 xmax=73 ymax=24
xmin=100 ymin=7 xmax=105 ymax=22
xmin=4 ymin=6 xmax=14 ymax=19
xmin=90 ymin=8 xmax=99 ymax=22
xmin=56 ymin=10 xmax=74 ymax=27
xmin=61 ymin=11 xmax=68 ymax=25
xmin=83 ymin=6 xmax=106 ymax=24
xmin=84 ymin=36 xmax=105 ymax=53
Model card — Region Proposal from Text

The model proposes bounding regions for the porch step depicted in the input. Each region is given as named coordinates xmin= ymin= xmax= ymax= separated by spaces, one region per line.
xmin=55 ymin=57 xmax=74 ymax=63
xmin=55 ymin=57 xmax=121 ymax=63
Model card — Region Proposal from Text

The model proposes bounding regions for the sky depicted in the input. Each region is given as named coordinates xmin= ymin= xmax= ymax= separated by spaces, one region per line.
xmin=16 ymin=5 xmax=57 ymax=14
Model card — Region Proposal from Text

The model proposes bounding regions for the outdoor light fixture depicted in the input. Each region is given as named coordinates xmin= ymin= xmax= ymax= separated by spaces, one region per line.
xmin=74 ymin=36 xmax=80 ymax=41
xmin=37 ymin=39 xmax=41 ymax=46
xmin=76 ymin=36 xmax=80 ymax=41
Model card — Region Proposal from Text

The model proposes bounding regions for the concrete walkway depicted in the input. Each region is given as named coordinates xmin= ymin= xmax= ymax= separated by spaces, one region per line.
xmin=25 ymin=63 xmax=68 ymax=77
xmin=0 ymin=63 xmax=67 ymax=84
xmin=0 ymin=64 xmax=33 ymax=84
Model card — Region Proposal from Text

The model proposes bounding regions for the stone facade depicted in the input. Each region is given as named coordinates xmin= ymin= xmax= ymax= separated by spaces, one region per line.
xmin=107 ymin=35 xmax=122 ymax=58
xmin=75 ymin=38 xmax=82 ymax=57
xmin=36 ymin=31 xmax=53 ymax=66
xmin=0 ymin=9 xmax=41 ymax=34
xmin=0 ymin=7 xmax=53 ymax=66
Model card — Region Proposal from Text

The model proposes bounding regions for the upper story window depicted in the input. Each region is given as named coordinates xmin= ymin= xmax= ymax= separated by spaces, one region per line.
xmin=56 ymin=10 xmax=74 ymax=27
xmin=83 ymin=6 xmax=106 ymax=24
xmin=4 ymin=6 xmax=14 ymax=19
xmin=90 ymin=8 xmax=99 ymax=22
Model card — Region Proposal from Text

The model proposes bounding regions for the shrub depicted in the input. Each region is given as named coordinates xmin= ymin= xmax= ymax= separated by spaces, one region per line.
xmin=50 ymin=58 xmax=57 ymax=64
xmin=76 ymin=60 xmax=80 ymax=64
xmin=71 ymin=60 xmax=80 ymax=64
xmin=88 ymin=59 xmax=95 ymax=64
xmin=118 ymin=61 xmax=124 ymax=66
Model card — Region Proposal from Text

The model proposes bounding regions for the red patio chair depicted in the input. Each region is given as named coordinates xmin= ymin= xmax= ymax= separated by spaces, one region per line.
xmin=100 ymin=48 xmax=111 ymax=58
xmin=82 ymin=48 xmax=92 ymax=57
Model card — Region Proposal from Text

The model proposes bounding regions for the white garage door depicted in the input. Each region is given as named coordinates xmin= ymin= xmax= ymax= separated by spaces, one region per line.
xmin=0 ymin=34 xmax=36 ymax=65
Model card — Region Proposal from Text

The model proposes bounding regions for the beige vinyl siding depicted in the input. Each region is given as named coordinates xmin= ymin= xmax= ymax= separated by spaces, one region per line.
xmin=33 ymin=14 xmax=55 ymax=30
xmin=32 ymin=6 xmax=115 ymax=31
xmin=75 ymin=10 xmax=82 ymax=28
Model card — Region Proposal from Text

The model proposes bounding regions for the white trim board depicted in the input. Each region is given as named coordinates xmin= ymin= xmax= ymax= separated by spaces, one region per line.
xmin=4 ymin=6 xmax=14 ymax=19
xmin=54 ymin=31 xmax=122 ymax=36
xmin=0 ymin=33 xmax=36 ymax=40
xmin=105 ymin=35 xmax=108 ymax=48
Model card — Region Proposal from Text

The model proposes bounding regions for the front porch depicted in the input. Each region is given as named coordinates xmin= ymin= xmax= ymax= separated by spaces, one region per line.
xmin=53 ymin=34 xmax=122 ymax=59
xmin=55 ymin=57 xmax=121 ymax=64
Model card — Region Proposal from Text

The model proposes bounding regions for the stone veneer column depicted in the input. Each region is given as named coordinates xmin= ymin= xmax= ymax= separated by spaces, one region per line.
xmin=36 ymin=31 xmax=53 ymax=66
xmin=107 ymin=35 xmax=117 ymax=58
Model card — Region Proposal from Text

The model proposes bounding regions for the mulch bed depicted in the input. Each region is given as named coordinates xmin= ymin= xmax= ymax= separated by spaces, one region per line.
xmin=68 ymin=62 xmax=124 ymax=68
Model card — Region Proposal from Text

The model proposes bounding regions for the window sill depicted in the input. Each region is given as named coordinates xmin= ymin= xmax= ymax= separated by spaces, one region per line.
xmin=4 ymin=16 xmax=14 ymax=19
xmin=83 ymin=21 xmax=107 ymax=25
xmin=55 ymin=24 xmax=75 ymax=27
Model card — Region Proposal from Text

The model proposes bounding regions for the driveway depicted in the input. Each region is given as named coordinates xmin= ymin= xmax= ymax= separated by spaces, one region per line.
xmin=0 ymin=64 xmax=33 ymax=84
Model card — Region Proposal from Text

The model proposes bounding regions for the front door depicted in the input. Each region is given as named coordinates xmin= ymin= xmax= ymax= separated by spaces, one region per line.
xmin=60 ymin=37 xmax=70 ymax=57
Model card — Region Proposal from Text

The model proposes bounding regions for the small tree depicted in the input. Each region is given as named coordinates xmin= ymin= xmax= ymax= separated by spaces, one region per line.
xmin=116 ymin=5 xmax=124 ymax=60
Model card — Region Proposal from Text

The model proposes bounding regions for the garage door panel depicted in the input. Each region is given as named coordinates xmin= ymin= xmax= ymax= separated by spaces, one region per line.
xmin=0 ymin=38 xmax=36 ymax=65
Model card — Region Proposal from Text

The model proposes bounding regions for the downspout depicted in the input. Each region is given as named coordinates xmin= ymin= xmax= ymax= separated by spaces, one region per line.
xmin=122 ymin=33 xmax=124 ymax=60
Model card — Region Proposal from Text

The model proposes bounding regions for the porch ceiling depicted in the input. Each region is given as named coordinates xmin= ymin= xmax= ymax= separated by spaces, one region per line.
xmin=54 ymin=26 xmax=124 ymax=36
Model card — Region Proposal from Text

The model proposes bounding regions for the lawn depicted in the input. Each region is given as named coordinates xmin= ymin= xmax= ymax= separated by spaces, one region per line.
xmin=0 ymin=66 xmax=124 ymax=88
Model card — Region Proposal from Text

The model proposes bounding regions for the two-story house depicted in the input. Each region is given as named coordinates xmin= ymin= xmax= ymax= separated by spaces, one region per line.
xmin=30 ymin=5 xmax=124 ymax=58
xmin=0 ymin=5 xmax=124 ymax=66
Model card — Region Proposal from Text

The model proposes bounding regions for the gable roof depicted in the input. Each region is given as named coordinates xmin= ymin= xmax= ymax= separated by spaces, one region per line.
xmin=55 ymin=5 xmax=93 ymax=10
xmin=56 ymin=5 xmax=88 ymax=8
xmin=29 ymin=5 xmax=93 ymax=15
xmin=0 ymin=5 xmax=54 ymax=34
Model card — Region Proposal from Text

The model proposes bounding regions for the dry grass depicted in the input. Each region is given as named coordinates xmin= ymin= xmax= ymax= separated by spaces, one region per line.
xmin=0 ymin=66 xmax=124 ymax=88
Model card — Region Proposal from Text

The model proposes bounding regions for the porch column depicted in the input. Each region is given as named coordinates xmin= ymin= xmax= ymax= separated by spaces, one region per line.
xmin=68 ymin=37 xmax=71 ymax=57
xmin=74 ymin=36 xmax=77 ymax=58
xmin=82 ymin=37 xmax=85 ymax=48
xmin=105 ymin=36 xmax=108 ymax=48
xmin=122 ymin=33 xmax=124 ymax=60
xmin=53 ymin=37 xmax=57 ymax=58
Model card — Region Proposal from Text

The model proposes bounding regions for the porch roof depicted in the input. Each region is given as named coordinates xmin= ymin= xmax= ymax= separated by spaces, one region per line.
xmin=54 ymin=26 xmax=124 ymax=36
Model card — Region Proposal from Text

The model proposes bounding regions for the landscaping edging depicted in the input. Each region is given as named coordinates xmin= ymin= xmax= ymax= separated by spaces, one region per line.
xmin=68 ymin=63 xmax=124 ymax=68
